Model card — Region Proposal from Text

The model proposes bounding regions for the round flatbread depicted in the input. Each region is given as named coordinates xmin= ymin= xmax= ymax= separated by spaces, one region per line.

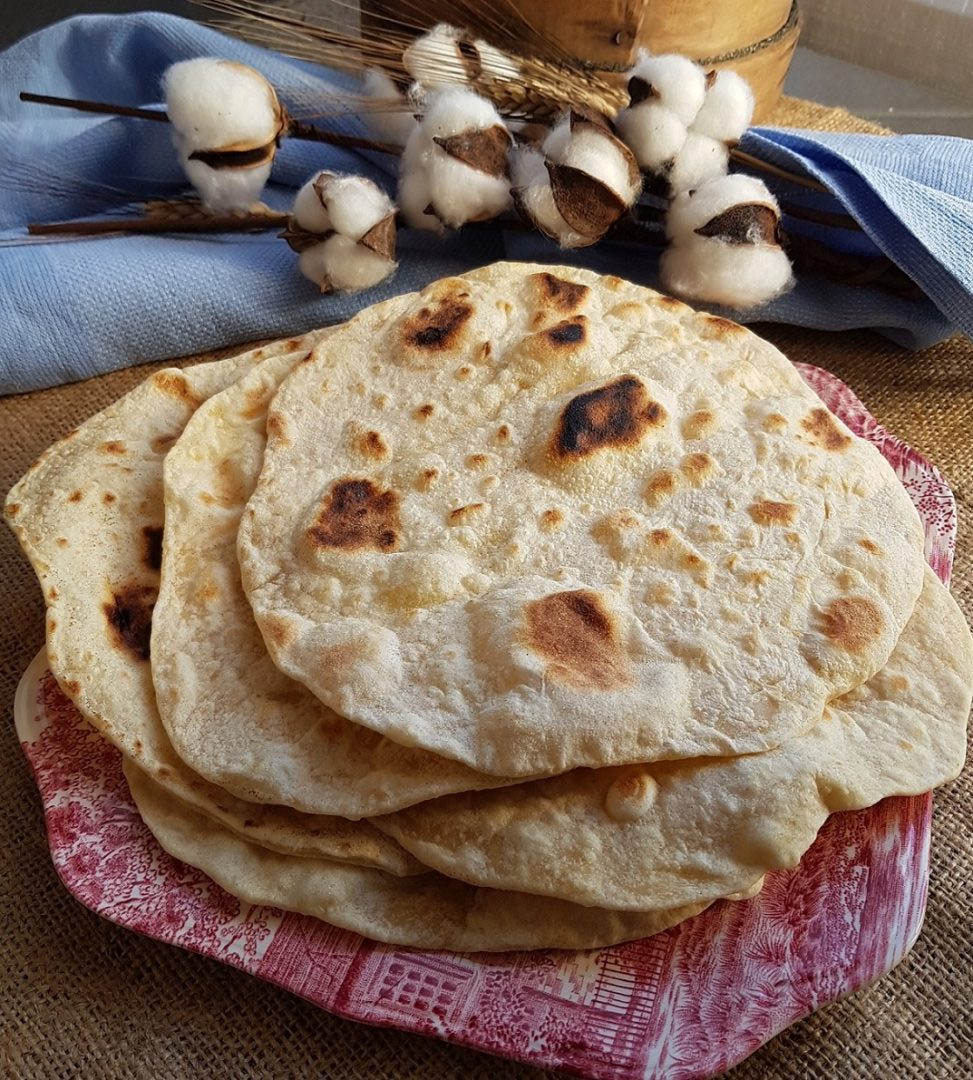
xmin=153 ymin=350 xmax=505 ymax=818
xmin=5 ymin=337 xmax=422 ymax=876
xmin=376 ymin=568 xmax=972 ymax=909
xmin=239 ymin=262 xmax=926 ymax=777
xmin=125 ymin=760 xmax=764 ymax=952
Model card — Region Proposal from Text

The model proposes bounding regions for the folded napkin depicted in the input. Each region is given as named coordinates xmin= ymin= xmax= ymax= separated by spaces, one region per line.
xmin=1 ymin=13 xmax=971 ymax=394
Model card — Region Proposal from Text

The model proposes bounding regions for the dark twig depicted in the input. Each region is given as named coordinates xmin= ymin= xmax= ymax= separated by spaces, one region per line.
xmin=20 ymin=91 xmax=401 ymax=157
xmin=28 ymin=212 xmax=287 ymax=236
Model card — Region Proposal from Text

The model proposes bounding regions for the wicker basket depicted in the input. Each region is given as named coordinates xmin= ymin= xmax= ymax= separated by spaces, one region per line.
xmin=361 ymin=0 xmax=800 ymax=120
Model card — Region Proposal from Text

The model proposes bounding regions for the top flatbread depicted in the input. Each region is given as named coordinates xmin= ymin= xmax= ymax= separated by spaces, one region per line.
xmin=152 ymin=349 xmax=504 ymax=818
xmin=239 ymin=262 xmax=926 ymax=777
xmin=4 ymin=337 xmax=424 ymax=876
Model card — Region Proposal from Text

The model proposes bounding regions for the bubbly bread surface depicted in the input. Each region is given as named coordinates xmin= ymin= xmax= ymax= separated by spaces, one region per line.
xmin=377 ymin=567 xmax=973 ymax=908
xmin=239 ymin=262 xmax=926 ymax=776
xmin=4 ymin=335 xmax=426 ymax=876
xmin=153 ymin=350 xmax=508 ymax=819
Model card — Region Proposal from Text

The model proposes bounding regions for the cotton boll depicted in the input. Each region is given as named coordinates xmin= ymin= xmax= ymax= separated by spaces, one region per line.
xmin=666 ymin=131 xmax=729 ymax=193
xmin=662 ymin=173 xmax=791 ymax=308
xmin=625 ymin=52 xmax=707 ymax=126
xmin=555 ymin=121 xmax=641 ymax=204
xmin=179 ymin=155 xmax=272 ymax=213
xmin=402 ymin=24 xmax=469 ymax=87
xmin=298 ymin=234 xmax=395 ymax=293
xmin=692 ymin=70 xmax=754 ymax=143
xmin=660 ymin=238 xmax=793 ymax=308
xmin=294 ymin=172 xmax=394 ymax=238
xmin=510 ymin=146 xmax=591 ymax=249
xmin=324 ymin=175 xmax=396 ymax=239
xmin=425 ymin=151 xmax=511 ymax=227
xmin=361 ymin=69 xmax=418 ymax=147
xmin=163 ymin=58 xmax=283 ymax=154
xmin=292 ymin=174 xmax=334 ymax=233
xmin=666 ymin=173 xmax=780 ymax=239
xmin=399 ymin=87 xmax=512 ymax=229
xmin=403 ymin=25 xmax=522 ymax=90
xmin=615 ymin=101 xmax=687 ymax=172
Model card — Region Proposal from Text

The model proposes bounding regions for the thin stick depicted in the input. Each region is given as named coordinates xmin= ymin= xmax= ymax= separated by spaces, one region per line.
xmin=20 ymin=90 xmax=402 ymax=157
xmin=730 ymin=148 xmax=829 ymax=194
xmin=287 ymin=119 xmax=401 ymax=156
xmin=20 ymin=91 xmax=169 ymax=123
xmin=28 ymin=212 xmax=287 ymax=236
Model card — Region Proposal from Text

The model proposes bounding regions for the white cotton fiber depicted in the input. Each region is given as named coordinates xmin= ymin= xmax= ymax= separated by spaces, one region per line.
xmin=615 ymin=100 xmax=687 ymax=172
xmin=666 ymin=173 xmax=779 ymax=239
xmin=509 ymin=143 xmax=547 ymax=191
xmin=402 ymin=24 xmax=468 ymax=87
xmin=294 ymin=172 xmax=394 ymax=238
xmin=510 ymin=146 xmax=591 ymax=249
xmin=298 ymin=234 xmax=395 ymax=293
xmin=425 ymin=151 xmax=512 ymax=227
xmin=692 ymin=69 xmax=754 ymax=143
xmin=554 ymin=123 xmax=640 ymax=203
xmin=398 ymin=165 xmax=442 ymax=232
xmin=660 ymin=238 xmax=793 ymax=308
xmin=666 ymin=131 xmax=729 ymax=192
xmin=473 ymin=38 xmax=521 ymax=82
xmin=541 ymin=117 xmax=572 ymax=161
xmin=292 ymin=174 xmax=334 ymax=233
xmin=361 ymin=69 xmax=418 ymax=147
xmin=163 ymin=58 xmax=281 ymax=152
xmin=324 ymin=175 xmax=395 ymax=239
xmin=420 ymin=87 xmax=506 ymax=139
xmin=180 ymin=156 xmax=272 ymax=213
xmin=625 ymin=52 xmax=707 ymax=126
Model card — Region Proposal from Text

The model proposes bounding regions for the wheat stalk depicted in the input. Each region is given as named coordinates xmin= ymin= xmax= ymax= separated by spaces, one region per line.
xmin=474 ymin=56 xmax=626 ymax=120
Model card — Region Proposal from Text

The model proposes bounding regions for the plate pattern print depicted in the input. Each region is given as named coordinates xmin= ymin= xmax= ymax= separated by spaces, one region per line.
xmin=14 ymin=363 xmax=955 ymax=1080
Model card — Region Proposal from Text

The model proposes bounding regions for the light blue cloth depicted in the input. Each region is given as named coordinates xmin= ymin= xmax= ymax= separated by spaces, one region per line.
xmin=1 ymin=13 xmax=971 ymax=393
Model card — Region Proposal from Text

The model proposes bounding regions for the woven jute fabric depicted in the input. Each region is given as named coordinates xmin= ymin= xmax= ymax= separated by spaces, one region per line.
xmin=2 ymin=98 xmax=970 ymax=1080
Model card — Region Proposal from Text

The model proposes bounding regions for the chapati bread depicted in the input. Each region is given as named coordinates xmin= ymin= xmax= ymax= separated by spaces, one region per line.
xmin=239 ymin=262 xmax=926 ymax=776
xmin=125 ymin=760 xmax=764 ymax=952
xmin=153 ymin=350 xmax=504 ymax=818
xmin=376 ymin=567 xmax=972 ymax=909
xmin=5 ymin=338 xmax=423 ymax=876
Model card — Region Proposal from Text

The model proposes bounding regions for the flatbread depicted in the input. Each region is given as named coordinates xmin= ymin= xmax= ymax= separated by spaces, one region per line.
xmin=5 ymin=337 xmax=423 ymax=877
xmin=153 ymin=350 xmax=504 ymax=818
xmin=124 ymin=760 xmax=765 ymax=952
xmin=239 ymin=261 xmax=926 ymax=777
xmin=376 ymin=567 xmax=973 ymax=909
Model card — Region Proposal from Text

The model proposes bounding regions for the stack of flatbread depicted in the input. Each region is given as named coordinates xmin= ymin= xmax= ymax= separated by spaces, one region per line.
xmin=7 ymin=262 xmax=972 ymax=952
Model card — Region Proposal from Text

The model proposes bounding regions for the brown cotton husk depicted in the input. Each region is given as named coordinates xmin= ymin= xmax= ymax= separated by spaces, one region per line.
xmin=433 ymin=125 xmax=511 ymax=178
xmin=281 ymin=221 xmax=327 ymax=254
xmin=311 ymin=171 xmax=339 ymax=204
xmin=546 ymin=162 xmax=628 ymax=237
xmin=359 ymin=213 xmax=397 ymax=260
xmin=695 ymin=202 xmax=782 ymax=246
xmin=187 ymin=140 xmax=279 ymax=170
xmin=626 ymin=76 xmax=658 ymax=106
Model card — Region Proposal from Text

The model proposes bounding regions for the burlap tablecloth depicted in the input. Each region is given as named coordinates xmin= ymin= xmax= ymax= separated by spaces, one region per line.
xmin=2 ymin=98 xmax=971 ymax=1080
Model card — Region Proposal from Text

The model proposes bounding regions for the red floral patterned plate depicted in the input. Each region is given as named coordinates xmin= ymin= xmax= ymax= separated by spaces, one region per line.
xmin=14 ymin=363 xmax=957 ymax=1080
